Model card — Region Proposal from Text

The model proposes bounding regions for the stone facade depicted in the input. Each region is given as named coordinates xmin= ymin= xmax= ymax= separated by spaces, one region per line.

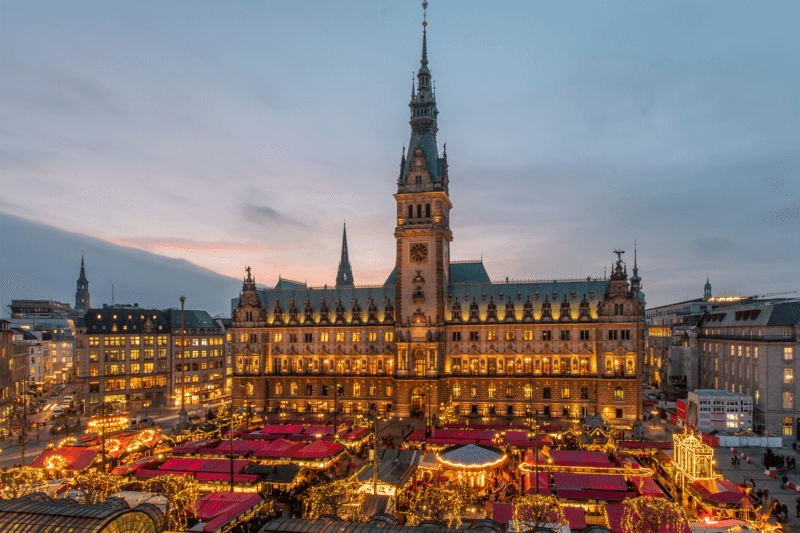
xmin=228 ymin=18 xmax=647 ymax=427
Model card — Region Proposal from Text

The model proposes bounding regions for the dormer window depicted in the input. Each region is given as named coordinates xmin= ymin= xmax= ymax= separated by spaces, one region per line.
xmin=416 ymin=176 xmax=422 ymax=185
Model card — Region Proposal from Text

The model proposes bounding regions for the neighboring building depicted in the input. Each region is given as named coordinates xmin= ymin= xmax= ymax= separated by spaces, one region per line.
xmin=170 ymin=310 xmax=226 ymax=406
xmin=0 ymin=320 xmax=12 ymax=400
xmin=9 ymin=328 xmax=42 ymax=396
xmin=75 ymin=305 xmax=172 ymax=413
xmin=216 ymin=317 xmax=234 ymax=396
xmin=696 ymin=300 xmax=800 ymax=437
xmin=229 ymin=16 xmax=647 ymax=425
xmin=684 ymin=389 xmax=753 ymax=432
xmin=8 ymin=299 xmax=81 ymax=320
xmin=74 ymin=305 xmax=225 ymax=413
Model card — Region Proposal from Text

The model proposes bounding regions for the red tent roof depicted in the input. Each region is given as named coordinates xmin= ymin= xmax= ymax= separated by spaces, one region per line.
xmin=630 ymin=476 xmax=667 ymax=498
xmin=691 ymin=479 xmax=745 ymax=504
xmin=341 ymin=427 xmax=370 ymax=440
xmin=110 ymin=457 xmax=159 ymax=475
xmin=556 ymin=489 xmax=635 ymax=501
xmin=407 ymin=429 xmax=425 ymax=441
xmin=194 ymin=491 xmax=263 ymax=532
xmin=549 ymin=507 xmax=586 ymax=530
xmin=255 ymin=439 xmax=306 ymax=457
xmin=30 ymin=448 xmax=98 ymax=471
xmin=548 ymin=450 xmax=611 ymax=466
xmin=292 ymin=440 xmax=343 ymax=459
xmin=492 ymin=503 xmax=514 ymax=524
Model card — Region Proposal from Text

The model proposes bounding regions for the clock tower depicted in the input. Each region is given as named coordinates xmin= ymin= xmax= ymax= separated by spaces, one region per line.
xmin=393 ymin=6 xmax=452 ymax=331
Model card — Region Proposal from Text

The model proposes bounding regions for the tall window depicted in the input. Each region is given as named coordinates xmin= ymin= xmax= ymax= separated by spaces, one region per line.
xmin=417 ymin=204 xmax=422 ymax=218
xmin=614 ymin=386 xmax=624 ymax=401
xmin=425 ymin=204 xmax=431 ymax=217
xmin=581 ymin=386 xmax=589 ymax=400
xmin=542 ymin=386 xmax=551 ymax=399
xmin=785 ymin=368 xmax=794 ymax=384
xmin=488 ymin=384 xmax=496 ymax=399
xmin=561 ymin=386 xmax=569 ymax=399
xmin=785 ymin=347 xmax=794 ymax=361
xmin=506 ymin=385 xmax=514 ymax=398
xmin=470 ymin=385 xmax=478 ymax=398
xmin=524 ymin=384 xmax=532 ymax=399
xmin=408 ymin=205 xmax=413 ymax=219
xmin=452 ymin=383 xmax=461 ymax=398
xmin=784 ymin=391 xmax=793 ymax=409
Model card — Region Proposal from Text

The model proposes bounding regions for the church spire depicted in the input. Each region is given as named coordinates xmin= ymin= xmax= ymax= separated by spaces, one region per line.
xmin=75 ymin=254 xmax=90 ymax=313
xmin=335 ymin=223 xmax=355 ymax=288
xmin=631 ymin=242 xmax=642 ymax=289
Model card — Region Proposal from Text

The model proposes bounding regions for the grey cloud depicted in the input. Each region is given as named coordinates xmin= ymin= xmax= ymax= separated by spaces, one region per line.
xmin=240 ymin=202 xmax=307 ymax=228
xmin=760 ymin=203 xmax=800 ymax=226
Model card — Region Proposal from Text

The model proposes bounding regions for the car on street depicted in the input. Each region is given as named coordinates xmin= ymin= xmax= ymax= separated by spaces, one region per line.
xmin=52 ymin=406 xmax=63 ymax=416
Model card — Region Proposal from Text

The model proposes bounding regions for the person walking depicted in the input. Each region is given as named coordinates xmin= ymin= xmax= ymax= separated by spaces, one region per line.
xmin=794 ymin=498 xmax=800 ymax=518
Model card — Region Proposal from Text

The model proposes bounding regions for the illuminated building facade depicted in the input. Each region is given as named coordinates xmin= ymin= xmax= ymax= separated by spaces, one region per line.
xmin=74 ymin=305 xmax=225 ymax=413
xmin=230 ymin=14 xmax=646 ymax=423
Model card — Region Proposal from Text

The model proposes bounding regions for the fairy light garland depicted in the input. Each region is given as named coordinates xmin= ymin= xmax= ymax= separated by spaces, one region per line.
xmin=144 ymin=473 xmax=201 ymax=531
xmin=0 ymin=467 xmax=45 ymax=499
xmin=621 ymin=495 xmax=688 ymax=533
xmin=511 ymin=493 xmax=567 ymax=530
xmin=405 ymin=483 xmax=480 ymax=528
xmin=305 ymin=475 xmax=365 ymax=521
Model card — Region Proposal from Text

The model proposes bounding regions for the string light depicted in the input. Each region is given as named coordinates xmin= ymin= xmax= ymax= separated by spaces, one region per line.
xmin=305 ymin=475 xmax=365 ymax=521
xmin=144 ymin=473 xmax=201 ymax=531
xmin=405 ymin=483 xmax=480 ymax=528
xmin=620 ymin=495 xmax=688 ymax=533
xmin=0 ymin=467 xmax=46 ymax=499
xmin=512 ymin=493 xmax=567 ymax=530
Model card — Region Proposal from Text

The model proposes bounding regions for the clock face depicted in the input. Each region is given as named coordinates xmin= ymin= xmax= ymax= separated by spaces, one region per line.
xmin=410 ymin=243 xmax=428 ymax=262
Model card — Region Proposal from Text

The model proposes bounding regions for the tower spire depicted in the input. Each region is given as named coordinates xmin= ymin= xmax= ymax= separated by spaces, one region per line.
xmin=75 ymin=254 xmax=90 ymax=313
xmin=335 ymin=222 xmax=355 ymax=288
xmin=631 ymin=241 xmax=642 ymax=289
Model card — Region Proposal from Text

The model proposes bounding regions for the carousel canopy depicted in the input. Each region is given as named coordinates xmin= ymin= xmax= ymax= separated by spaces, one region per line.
xmin=437 ymin=444 xmax=505 ymax=469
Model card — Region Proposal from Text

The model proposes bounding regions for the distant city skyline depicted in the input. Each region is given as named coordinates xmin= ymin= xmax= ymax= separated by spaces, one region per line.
xmin=3 ymin=0 xmax=799 ymax=310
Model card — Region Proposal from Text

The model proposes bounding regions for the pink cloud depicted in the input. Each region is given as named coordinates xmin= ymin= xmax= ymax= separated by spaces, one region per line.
xmin=109 ymin=237 xmax=286 ymax=254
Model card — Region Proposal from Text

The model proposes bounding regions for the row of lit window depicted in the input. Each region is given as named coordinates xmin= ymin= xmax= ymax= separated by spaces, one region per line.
xmin=174 ymin=338 xmax=224 ymax=346
xmin=89 ymin=376 xmax=167 ymax=392
xmin=262 ymin=382 xmax=394 ymax=398
xmin=86 ymin=363 xmax=159 ymax=376
xmin=451 ymin=383 xmax=624 ymax=401
xmin=85 ymin=336 xmax=167 ymax=347
xmin=175 ymin=361 xmax=223 ymax=372
xmin=87 ymin=349 xmax=164 ymax=361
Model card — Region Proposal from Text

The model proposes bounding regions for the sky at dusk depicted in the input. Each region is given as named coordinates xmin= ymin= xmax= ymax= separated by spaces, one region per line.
xmin=2 ymin=0 xmax=799 ymax=311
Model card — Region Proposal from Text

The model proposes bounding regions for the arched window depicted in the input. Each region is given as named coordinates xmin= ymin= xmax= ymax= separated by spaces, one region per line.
xmin=542 ymin=386 xmax=551 ymax=399
xmin=614 ymin=386 xmax=624 ymax=401
xmin=561 ymin=385 xmax=569 ymax=399
xmin=581 ymin=385 xmax=589 ymax=399
xmin=425 ymin=204 xmax=431 ymax=217
xmin=417 ymin=204 xmax=422 ymax=218
xmin=408 ymin=205 xmax=413 ymax=219
xmin=353 ymin=382 xmax=361 ymax=396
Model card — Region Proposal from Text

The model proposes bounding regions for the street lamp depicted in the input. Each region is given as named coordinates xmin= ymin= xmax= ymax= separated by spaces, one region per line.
xmin=178 ymin=296 xmax=188 ymax=429
xmin=369 ymin=409 xmax=390 ymax=495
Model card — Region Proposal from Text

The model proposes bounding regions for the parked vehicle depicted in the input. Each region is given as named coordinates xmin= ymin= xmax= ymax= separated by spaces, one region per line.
xmin=130 ymin=415 xmax=154 ymax=427
xmin=52 ymin=406 xmax=64 ymax=416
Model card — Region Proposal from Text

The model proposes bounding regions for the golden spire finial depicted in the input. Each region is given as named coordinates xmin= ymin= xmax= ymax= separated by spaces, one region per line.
xmin=422 ymin=0 xmax=428 ymax=27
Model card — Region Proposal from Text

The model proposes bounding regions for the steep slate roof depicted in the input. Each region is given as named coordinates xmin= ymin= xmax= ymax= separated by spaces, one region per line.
xmin=81 ymin=308 xmax=169 ymax=334
xmin=449 ymin=261 xmax=491 ymax=284
xmin=165 ymin=309 xmax=222 ymax=330
xmin=699 ymin=301 xmax=800 ymax=328
xmin=276 ymin=278 xmax=308 ymax=290
xmin=242 ymin=286 xmax=397 ymax=324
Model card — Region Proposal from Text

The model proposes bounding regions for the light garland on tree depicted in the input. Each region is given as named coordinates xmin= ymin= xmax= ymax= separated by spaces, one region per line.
xmin=438 ymin=400 xmax=459 ymax=426
xmin=68 ymin=471 xmax=126 ymax=505
xmin=405 ymin=482 xmax=480 ymax=528
xmin=305 ymin=475 xmax=365 ymax=521
xmin=512 ymin=493 xmax=567 ymax=530
xmin=144 ymin=474 xmax=201 ymax=532
xmin=0 ymin=467 xmax=46 ymax=499
xmin=621 ymin=495 xmax=688 ymax=533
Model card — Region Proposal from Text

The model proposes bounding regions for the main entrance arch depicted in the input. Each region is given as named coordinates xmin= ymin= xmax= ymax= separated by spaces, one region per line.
xmin=410 ymin=387 xmax=426 ymax=416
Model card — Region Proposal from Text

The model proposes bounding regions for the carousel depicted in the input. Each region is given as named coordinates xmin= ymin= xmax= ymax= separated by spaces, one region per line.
xmin=436 ymin=443 xmax=507 ymax=488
